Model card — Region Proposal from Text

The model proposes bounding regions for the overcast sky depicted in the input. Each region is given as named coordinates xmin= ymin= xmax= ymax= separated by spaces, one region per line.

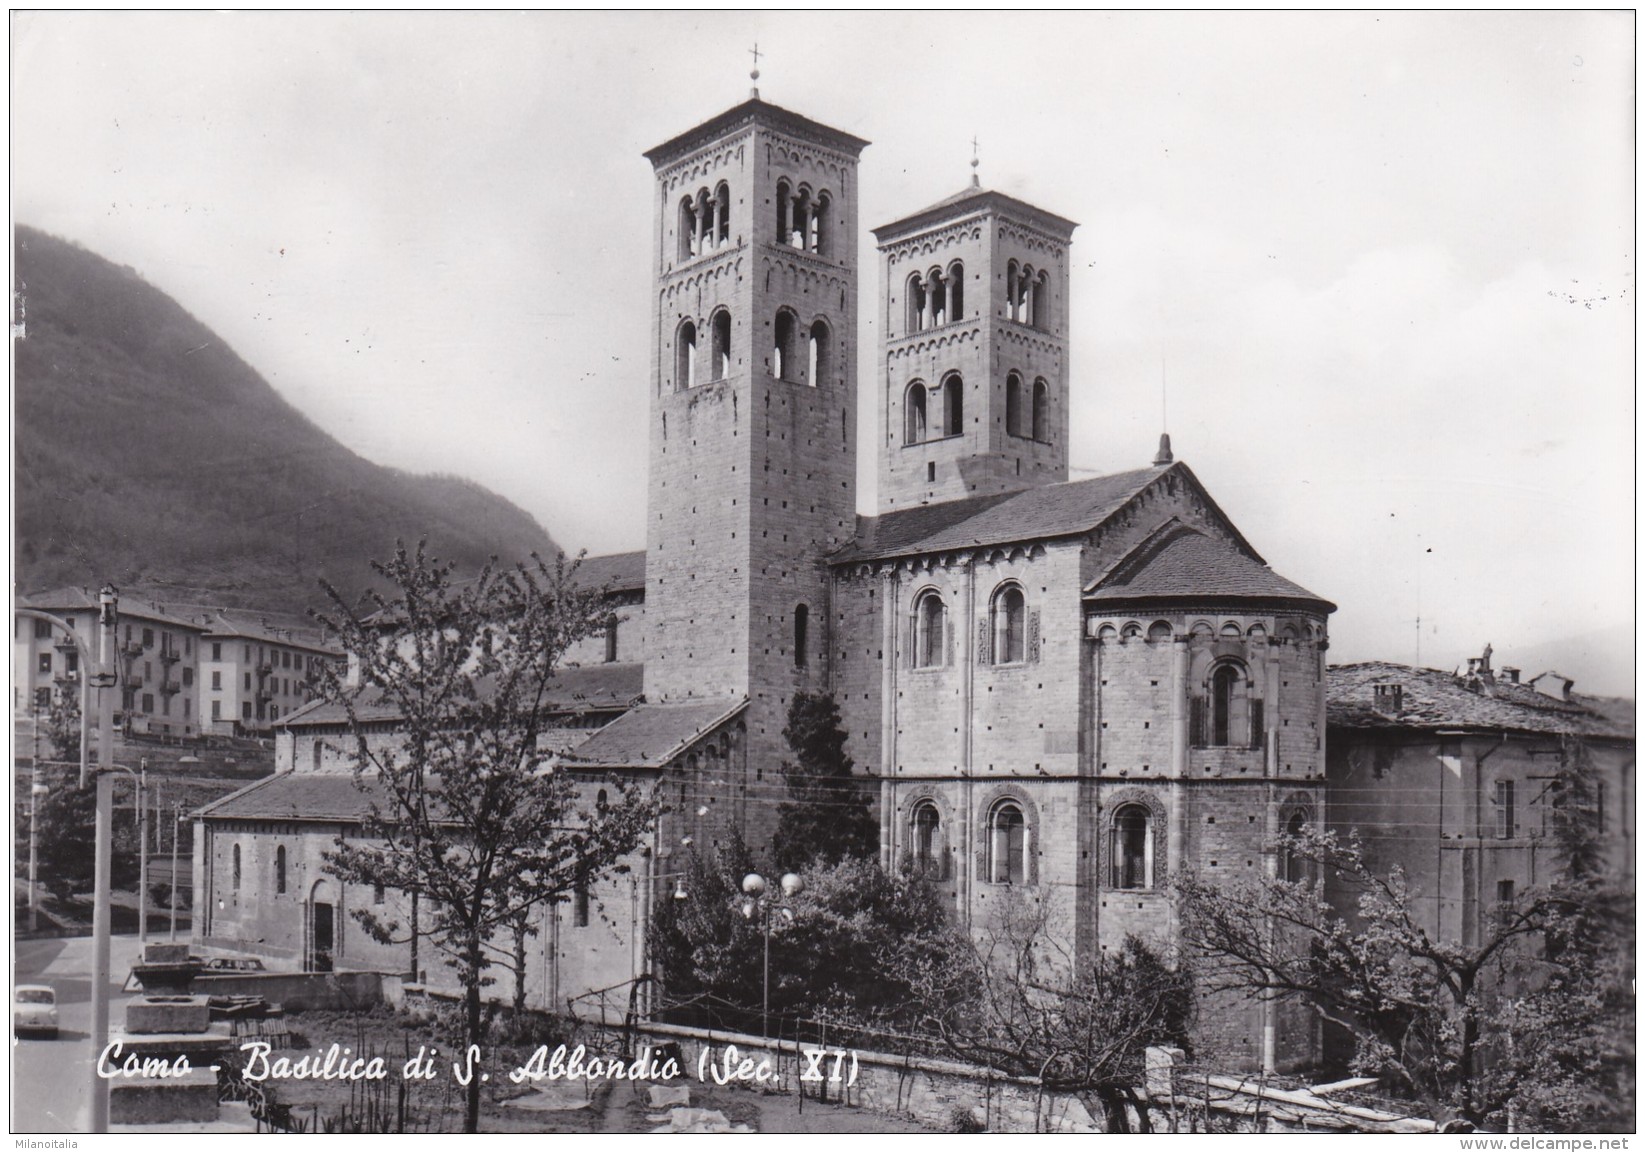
xmin=11 ymin=11 xmax=1635 ymax=692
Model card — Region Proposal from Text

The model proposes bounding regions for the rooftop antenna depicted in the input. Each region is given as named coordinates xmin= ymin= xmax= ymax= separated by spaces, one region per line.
xmin=749 ymin=42 xmax=761 ymax=99
xmin=970 ymin=135 xmax=981 ymax=188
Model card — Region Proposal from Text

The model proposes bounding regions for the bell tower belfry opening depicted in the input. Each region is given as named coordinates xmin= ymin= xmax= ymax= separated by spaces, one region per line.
xmin=641 ymin=95 xmax=868 ymax=778
xmin=873 ymin=184 xmax=1076 ymax=511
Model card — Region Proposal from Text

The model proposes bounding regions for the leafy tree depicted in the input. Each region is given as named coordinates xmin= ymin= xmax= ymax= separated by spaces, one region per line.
xmin=17 ymin=763 xmax=137 ymax=900
xmin=889 ymin=891 xmax=1193 ymax=1132
xmin=313 ymin=541 xmax=658 ymax=1132
xmin=45 ymin=681 xmax=81 ymax=765
xmin=771 ymin=692 xmax=877 ymax=871
xmin=648 ymin=833 xmax=964 ymax=1034
xmin=1175 ymin=817 xmax=1631 ymax=1131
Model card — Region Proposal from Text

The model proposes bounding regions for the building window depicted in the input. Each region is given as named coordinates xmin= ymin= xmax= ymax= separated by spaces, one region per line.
xmin=142 ymin=693 xmax=154 ymax=713
xmin=244 ymin=672 xmax=252 ymax=691
xmin=182 ymin=668 xmax=193 ymax=687
xmin=1006 ymin=372 xmax=1024 ymax=437
xmin=1193 ymin=661 xmax=1258 ymax=748
xmin=991 ymin=585 xmax=1027 ymax=665
xmin=33 ymin=619 xmax=53 ymax=639
xmin=676 ymin=319 xmax=697 ymax=391
xmin=911 ymin=802 xmax=941 ymax=875
xmin=1032 ymin=378 xmax=1050 ymax=442
xmin=807 ymin=318 xmax=830 ymax=387
xmin=710 ymin=309 xmax=732 ymax=381
xmin=604 ymin=618 xmax=619 ymax=664
xmin=573 ymin=881 xmax=590 ymax=928
xmin=242 ymin=701 xmax=252 ymax=720
xmin=1212 ymin=665 xmax=1239 ymax=746
xmin=904 ymin=381 xmax=928 ymax=444
xmin=1496 ymin=879 xmax=1516 ymax=928
xmin=948 ymin=260 xmax=964 ymax=319
xmin=713 ymin=181 xmax=730 ymax=247
xmin=232 ymin=844 xmax=242 ymax=891
xmin=913 ymin=590 xmax=946 ymax=669
xmin=212 ymin=642 xmax=222 ymax=661
xmin=1111 ymin=804 xmax=1153 ymax=890
xmin=1281 ymin=809 xmax=1311 ymax=883
xmin=1495 ymin=780 xmax=1517 ymax=839
xmin=66 ymin=650 xmax=79 ymax=673
xmin=142 ymin=628 xmax=154 ymax=649
xmin=773 ymin=310 xmax=799 ymax=381
xmin=905 ymin=272 xmax=927 ymax=333
xmin=275 ymin=846 xmax=287 ymax=895
xmin=989 ymin=802 xmax=1027 ymax=884
xmin=37 ymin=652 xmax=51 ymax=674
xmin=678 ymin=195 xmax=698 ymax=260
xmin=793 ymin=604 xmax=809 ymax=668
xmin=211 ymin=670 xmax=221 ymax=690
xmin=211 ymin=700 xmax=221 ymax=721
xmin=940 ymin=372 xmax=963 ymax=436
xmin=313 ymin=740 xmax=324 ymax=771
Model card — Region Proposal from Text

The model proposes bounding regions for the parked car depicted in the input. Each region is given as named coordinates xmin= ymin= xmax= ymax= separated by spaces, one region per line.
xmin=203 ymin=957 xmax=266 ymax=972
xmin=14 ymin=985 xmax=58 ymax=1039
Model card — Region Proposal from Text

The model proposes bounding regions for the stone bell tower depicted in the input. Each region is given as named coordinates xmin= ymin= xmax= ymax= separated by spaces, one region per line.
xmin=872 ymin=172 xmax=1076 ymax=511
xmin=641 ymin=86 xmax=868 ymax=786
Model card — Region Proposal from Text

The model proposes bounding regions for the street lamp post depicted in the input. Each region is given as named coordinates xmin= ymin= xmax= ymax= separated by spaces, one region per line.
xmin=171 ymin=804 xmax=183 ymax=941
xmin=91 ymin=584 xmax=118 ymax=1133
xmin=740 ymin=871 xmax=804 ymax=1039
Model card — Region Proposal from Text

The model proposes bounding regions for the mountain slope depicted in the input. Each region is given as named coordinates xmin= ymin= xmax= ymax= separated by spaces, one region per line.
xmin=13 ymin=226 xmax=558 ymax=615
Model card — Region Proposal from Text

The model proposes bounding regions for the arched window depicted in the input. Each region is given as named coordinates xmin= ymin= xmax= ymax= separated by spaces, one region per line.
xmin=790 ymin=186 xmax=811 ymax=248
xmin=941 ymin=372 xmax=963 ymax=436
xmin=232 ymin=844 xmax=242 ymax=892
xmin=1005 ymin=372 xmax=1024 ymax=437
xmin=808 ymin=319 xmax=830 ymax=387
xmin=714 ymin=181 xmax=730 ymax=247
xmin=710 ymin=310 xmax=732 ymax=381
xmin=676 ymin=320 xmax=697 ymax=391
xmin=775 ymin=179 xmax=791 ymax=245
xmin=275 ymin=845 xmax=287 ymax=895
xmin=989 ymin=802 xmax=1027 ymax=884
xmin=911 ymin=802 xmax=941 ymax=873
xmin=773 ymin=310 xmax=797 ymax=381
xmin=312 ymin=739 xmax=323 ymax=771
xmin=678 ymin=196 xmax=698 ymax=261
xmin=929 ymin=269 xmax=947 ymax=327
xmin=793 ymin=604 xmax=809 ymax=668
xmin=914 ymin=590 xmax=946 ymax=669
xmin=1111 ymin=805 xmax=1153 ymax=889
xmin=1006 ymin=260 xmax=1020 ymax=322
xmin=1034 ymin=270 xmax=1050 ymax=328
xmin=904 ymin=382 xmax=928 ymax=445
xmin=948 ymin=261 xmax=964 ymax=320
xmin=1282 ymin=810 xmax=1310 ymax=883
xmin=906 ymin=273 xmax=927 ymax=333
xmin=1032 ymin=378 xmax=1049 ymax=441
xmin=604 ymin=617 xmax=619 ymax=663
xmin=811 ymin=192 xmax=830 ymax=254
xmin=992 ymin=584 xmax=1027 ymax=664
xmin=1212 ymin=664 xmax=1240 ymax=746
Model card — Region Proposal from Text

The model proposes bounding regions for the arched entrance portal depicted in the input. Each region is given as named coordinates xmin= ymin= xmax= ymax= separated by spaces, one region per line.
xmin=308 ymin=879 xmax=338 ymax=972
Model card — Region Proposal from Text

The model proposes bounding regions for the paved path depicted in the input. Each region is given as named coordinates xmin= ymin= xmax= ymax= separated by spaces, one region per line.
xmin=12 ymin=934 xmax=147 ymax=1132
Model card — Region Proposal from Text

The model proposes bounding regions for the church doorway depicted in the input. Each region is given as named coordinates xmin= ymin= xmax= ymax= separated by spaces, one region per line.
xmin=308 ymin=880 xmax=337 ymax=972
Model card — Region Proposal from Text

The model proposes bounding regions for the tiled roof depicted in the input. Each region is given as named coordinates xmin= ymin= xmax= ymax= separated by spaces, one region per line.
xmin=196 ymin=772 xmax=385 ymax=823
xmin=873 ymin=184 xmax=1079 ymax=242
xmin=18 ymin=587 xmax=202 ymax=631
xmin=644 ymin=97 xmax=869 ymax=167
xmin=278 ymin=662 xmax=645 ymax=728
xmin=1327 ymin=661 xmax=1634 ymax=740
xmin=572 ymin=550 xmax=645 ymax=594
xmin=197 ymin=609 xmax=340 ymax=653
xmin=1085 ymin=522 xmax=1333 ymax=611
xmin=557 ymin=700 xmax=747 ymax=769
xmin=835 ymin=464 xmax=1228 ymax=565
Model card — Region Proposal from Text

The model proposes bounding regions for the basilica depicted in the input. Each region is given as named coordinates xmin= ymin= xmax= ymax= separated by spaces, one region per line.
xmin=197 ymin=87 xmax=1335 ymax=1072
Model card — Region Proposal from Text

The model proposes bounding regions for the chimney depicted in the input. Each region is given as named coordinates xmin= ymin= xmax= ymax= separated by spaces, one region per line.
xmin=1373 ymin=682 xmax=1404 ymax=715
xmin=1500 ymin=666 xmax=1520 ymax=684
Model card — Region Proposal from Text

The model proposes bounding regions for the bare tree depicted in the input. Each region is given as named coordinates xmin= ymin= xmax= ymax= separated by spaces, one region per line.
xmin=313 ymin=541 xmax=658 ymax=1132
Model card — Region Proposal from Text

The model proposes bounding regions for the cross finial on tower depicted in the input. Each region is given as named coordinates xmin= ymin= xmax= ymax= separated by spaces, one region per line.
xmin=969 ymin=135 xmax=981 ymax=188
xmin=749 ymin=42 xmax=762 ymax=99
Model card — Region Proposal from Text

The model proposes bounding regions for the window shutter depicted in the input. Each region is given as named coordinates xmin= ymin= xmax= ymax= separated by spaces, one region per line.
xmin=1250 ymin=698 xmax=1265 ymax=749
xmin=1190 ymin=696 xmax=1207 ymax=748
xmin=977 ymin=616 xmax=992 ymax=666
xmin=1028 ymin=610 xmax=1041 ymax=662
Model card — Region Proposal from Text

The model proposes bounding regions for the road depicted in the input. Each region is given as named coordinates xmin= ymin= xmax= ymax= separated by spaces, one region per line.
xmin=12 ymin=934 xmax=146 ymax=1132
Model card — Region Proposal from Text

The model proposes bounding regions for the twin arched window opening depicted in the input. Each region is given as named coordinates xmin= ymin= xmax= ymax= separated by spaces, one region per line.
xmin=678 ymin=181 xmax=732 ymax=261
xmin=772 ymin=312 xmax=830 ymax=386
xmin=903 ymin=373 xmax=964 ymax=444
xmin=905 ymin=262 xmax=966 ymax=332
xmin=1005 ymin=373 xmax=1051 ymax=442
xmin=1006 ymin=260 xmax=1049 ymax=328
xmin=775 ymin=180 xmax=830 ymax=254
